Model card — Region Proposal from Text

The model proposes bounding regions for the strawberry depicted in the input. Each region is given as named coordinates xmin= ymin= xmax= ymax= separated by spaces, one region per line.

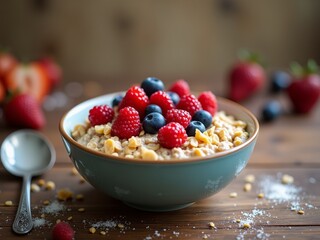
xmin=88 ymin=105 xmax=114 ymax=126
xmin=37 ymin=57 xmax=62 ymax=91
xmin=165 ymin=109 xmax=191 ymax=128
xmin=0 ymin=81 xmax=5 ymax=103
xmin=118 ymin=86 xmax=149 ymax=118
xmin=168 ymin=79 xmax=190 ymax=98
xmin=287 ymin=60 xmax=320 ymax=114
xmin=158 ymin=122 xmax=188 ymax=149
xmin=198 ymin=91 xmax=218 ymax=116
xmin=111 ymin=106 xmax=141 ymax=139
xmin=228 ymin=51 xmax=266 ymax=102
xmin=0 ymin=52 xmax=17 ymax=85
xmin=3 ymin=93 xmax=45 ymax=129
xmin=177 ymin=94 xmax=202 ymax=116
xmin=149 ymin=91 xmax=175 ymax=115
xmin=52 ymin=222 xmax=75 ymax=240
xmin=4 ymin=62 xmax=50 ymax=102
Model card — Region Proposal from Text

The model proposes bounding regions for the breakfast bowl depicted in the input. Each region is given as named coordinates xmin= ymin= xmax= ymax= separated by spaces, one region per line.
xmin=59 ymin=92 xmax=259 ymax=212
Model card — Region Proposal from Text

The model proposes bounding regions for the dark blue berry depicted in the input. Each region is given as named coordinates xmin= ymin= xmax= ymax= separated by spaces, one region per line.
xmin=142 ymin=112 xmax=166 ymax=134
xmin=145 ymin=104 xmax=162 ymax=115
xmin=112 ymin=95 xmax=123 ymax=107
xmin=192 ymin=110 xmax=212 ymax=128
xmin=141 ymin=77 xmax=164 ymax=97
xmin=270 ymin=71 xmax=291 ymax=93
xmin=262 ymin=100 xmax=282 ymax=122
xmin=167 ymin=91 xmax=180 ymax=105
xmin=186 ymin=121 xmax=206 ymax=136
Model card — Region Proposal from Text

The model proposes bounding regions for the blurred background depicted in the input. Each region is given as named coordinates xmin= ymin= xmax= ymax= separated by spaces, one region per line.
xmin=1 ymin=0 xmax=320 ymax=95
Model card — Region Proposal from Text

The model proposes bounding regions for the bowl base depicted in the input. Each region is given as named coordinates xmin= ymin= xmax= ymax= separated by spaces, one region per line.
xmin=123 ymin=201 xmax=194 ymax=212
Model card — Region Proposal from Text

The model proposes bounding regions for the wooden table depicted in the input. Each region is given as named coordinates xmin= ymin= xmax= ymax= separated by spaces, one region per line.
xmin=1 ymin=83 xmax=320 ymax=239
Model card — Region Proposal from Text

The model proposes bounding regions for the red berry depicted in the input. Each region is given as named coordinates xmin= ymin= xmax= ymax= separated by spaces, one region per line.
xmin=169 ymin=79 xmax=190 ymax=98
xmin=118 ymin=86 xmax=149 ymax=118
xmin=198 ymin=91 xmax=218 ymax=116
xmin=111 ymin=106 xmax=141 ymax=139
xmin=177 ymin=94 xmax=202 ymax=116
xmin=166 ymin=109 xmax=191 ymax=128
xmin=158 ymin=122 xmax=187 ymax=149
xmin=88 ymin=105 xmax=114 ymax=126
xmin=4 ymin=93 xmax=45 ymax=129
xmin=149 ymin=91 xmax=174 ymax=115
xmin=52 ymin=222 xmax=75 ymax=240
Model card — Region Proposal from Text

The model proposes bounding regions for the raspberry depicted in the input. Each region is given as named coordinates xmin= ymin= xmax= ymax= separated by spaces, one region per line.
xmin=149 ymin=91 xmax=174 ymax=115
xmin=198 ymin=91 xmax=218 ymax=116
xmin=88 ymin=105 xmax=114 ymax=126
xmin=118 ymin=86 xmax=149 ymax=118
xmin=52 ymin=222 xmax=75 ymax=240
xmin=165 ymin=109 xmax=191 ymax=128
xmin=177 ymin=94 xmax=202 ymax=116
xmin=169 ymin=79 xmax=190 ymax=98
xmin=111 ymin=106 xmax=141 ymax=139
xmin=158 ymin=122 xmax=188 ymax=149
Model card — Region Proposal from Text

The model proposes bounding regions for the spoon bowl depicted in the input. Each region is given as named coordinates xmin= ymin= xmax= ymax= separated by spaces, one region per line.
xmin=1 ymin=129 xmax=56 ymax=234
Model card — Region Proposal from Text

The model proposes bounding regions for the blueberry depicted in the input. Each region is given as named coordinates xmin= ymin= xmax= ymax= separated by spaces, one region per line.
xmin=186 ymin=121 xmax=206 ymax=136
xmin=141 ymin=77 xmax=165 ymax=97
xmin=145 ymin=104 xmax=162 ymax=115
xmin=270 ymin=71 xmax=291 ymax=93
xmin=112 ymin=95 xmax=123 ymax=107
xmin=142 ymin=112 xmax=166 ymax=134
xmin=167 ymin=91 xmax=180 ymax=105
xmin=261 ymin=100 xmax=282 ymax=122
xmin=192 ymin=110 xmax=212 ymax=128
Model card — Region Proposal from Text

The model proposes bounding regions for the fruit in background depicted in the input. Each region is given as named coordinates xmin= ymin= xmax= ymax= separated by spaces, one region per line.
xmin=52 ymin=222 xmax=75 ymax=240
xmin=168 ymin=79 xmax=190 ymax=98
xmin=0 ymin=81 xmax=5 ymax=103
xmin=0 ymin=52 xmax=17 ymax=83
xmin=4 ymin=62 xmax=50 ymax=102
xmin=141 ymin=77 xmax=164 ymax=97
xmin=37 ymin=57 xmax=62 ymax=91
xmin=198 ymin=91 xmax=218 ymax=116
xmin=228 ymin=51 xmax=266 ymax=102
xmin=3 ymin=93 xmax=45 ymax=129
xmin=287 ymin=60 xmax=320 ymax=114
xmin=112 ymin=94 xmax=123 ymax=107
xmin=261 ymin=100 xmax=282 ymax=122
xmin=270 ymin=71 xmax=292 ymax=93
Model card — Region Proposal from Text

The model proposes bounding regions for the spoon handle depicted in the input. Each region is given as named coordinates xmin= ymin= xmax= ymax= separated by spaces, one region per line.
xmin=12 ymin=175 xmax=33 ymax=234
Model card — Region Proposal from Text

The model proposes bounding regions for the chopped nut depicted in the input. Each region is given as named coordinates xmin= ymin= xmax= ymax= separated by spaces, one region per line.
xmin=78 ymin=208 xmax=85 ymax=212
xmin=89 ymin=227 xmax=96 ymax=234
xmin=208 ymin=222 xmax=215 ymax=229
xmin=195 ymin=129 xmax=211 ymax=144
xmin=203 ymin=234 xmax=208 ymax=239
xmin=193 ymin=148 xmax=205 ymax=157
xmin=43 ymin=200 xmax=50 ymax=205
xmin=94 ymin=125 xmax=104 ymax=134
xmin=242 ymin=223 xmax=251 ymax=229
xmin=244 ymin=174 xmax=255 ymax=183
xmin=104 ymin=139 xmax=115 ymax=154
xmin=45 ymin=181 xmax=56 ymax=190
xmin=128 ymin=136 xmax=141 ymax=148
xmin=100 ymin=231 xmax=106 ymax=235
xmin=298 ymin=210 xmax=305 ymax=215
xmin=229 ymin=192 xmax=238 ymax=198
xmin=57 ymin=188 xmax=73 ymax=201
xmin=141 ymin=148 xmax=158 ymax=160
xmin=235 ymin=219 xmax=241 ymax=223
xmin=243 ymin=183 xmax=252 ymax=192
xmin=67 ymin=216 xmax=73 ymax=221
xmin=282 ymin=174 xmax=294 ymax=184
xmin=31 ymin=183 xmax=41 ymax=192
xmin=4 ymin=200 xmax=13 ymax=206
xmin=257 ymin=193 xmax=264 ymax=199
xmin=37 ymin=179 xmax=46 ymax=187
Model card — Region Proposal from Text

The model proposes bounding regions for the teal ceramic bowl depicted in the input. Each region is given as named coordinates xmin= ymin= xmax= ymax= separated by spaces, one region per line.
xmin=59 ymin=93 xmax=259 ymax=212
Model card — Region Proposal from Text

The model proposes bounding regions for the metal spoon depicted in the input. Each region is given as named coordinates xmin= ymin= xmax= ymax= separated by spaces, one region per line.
xmin=0 ymin=129 xmax=56 ymax=234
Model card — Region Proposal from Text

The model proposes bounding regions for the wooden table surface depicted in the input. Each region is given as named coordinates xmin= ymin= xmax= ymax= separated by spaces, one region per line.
xmin=0 ymin=82 xmax=320 ymax=240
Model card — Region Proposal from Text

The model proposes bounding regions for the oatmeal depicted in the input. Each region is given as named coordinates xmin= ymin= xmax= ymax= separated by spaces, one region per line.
xmin=72 ymin=111 xmax=249 ymax=160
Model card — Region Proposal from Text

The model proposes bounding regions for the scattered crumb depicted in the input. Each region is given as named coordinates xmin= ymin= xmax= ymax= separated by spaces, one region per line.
xmin=229 ymin=192 xmax=238 ymax=198
xmin=4 ymin=200 xmax=13 ymax=206
xmin=31 ymin=183 xmax=41 ymax=192
xmin=57 ymin=188 xmax=74 ymax=201
xmin=297 ymin=210 xmax=305 ymax=215
xmin=37 ymin=179 xmax=46 ymax=187
xmin=281 ymin=174 xmax=294 ymax=185
xmin=208 ymin=222 xmax=215 ymax=229
xmin=245 ymin=174 xmax=255 ymax=183
xmin=257 ymin=193 xmax=264 ymax=199
xmin=243 ymin=183 xmax=252 ymax=192
xmin=89 ymin=227 xmax=96 ymax=234
xmin=78 ymin=208 xmax=85 ymax=212
xmin=45 ymin=181 xmax=56 ymax=190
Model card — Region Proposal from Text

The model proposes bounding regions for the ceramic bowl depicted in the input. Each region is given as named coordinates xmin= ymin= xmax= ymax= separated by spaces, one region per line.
xmin=59 ymin=92 xmax=259 ymax=212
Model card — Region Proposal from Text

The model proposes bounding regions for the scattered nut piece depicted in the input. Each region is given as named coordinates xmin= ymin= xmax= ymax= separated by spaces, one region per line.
xmin=37 ymin=179 xmax=46 ymax=187
xmin=78 ymin=208 xmax=85 ymax=212
xmin=118 ymin=223 xmax=125 ymax=229
xmin=100 ymin=231 xmax=106 ymax=235
xmin=41 ymin=214 xmax=45 ymax=218
xmin=298 ymin=210 xmax=305 ymax=215
xmin=56 ymin=219 xmax=61 ymax=224
xmin=89 ymin=227 xmax=96 ymax=234
xmin=43 ymin=200 xmax=50 ymax=205
xmin=203 ymin=234 xmax=209 ymax=239
xmin=71 ymin=167 xmax=79 ymax=175
xmin=229 ymin=192 xmax=238 ymax=198
xmin=257 ymin=193 xmax=264 ymax=199
xmin=208 ymin=222 xmax=215 ymax=229
xmin=76 ymin=194 xmax=84 ymax=200
xmin=243 ymin=183 xmax=252 ymax=192
xmin=5 ymin=200 xmax=13 ymax=206
xmin=242 ymin=223 xmax=251 ymax=229
xmin=244 ymin=174 xmax=255 ymax=183
xmin=31 ymin=183 xmax=41 ymax=192
xmin=235 ymin=219 xmax=241 ymax=223
xmin=282 ymin=174 xmax=294 ymax=184
xmin=45 ymin=181 xmax=56 ymax=190
xmin=57 ymin=188 xmax=73 ymax=201
xmin=67 ymin=216 xmax=73 ymax=221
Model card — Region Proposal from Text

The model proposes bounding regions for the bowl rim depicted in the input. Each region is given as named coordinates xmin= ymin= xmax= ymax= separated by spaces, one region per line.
xmin=59 ymin=93 xmax=259 ymax=164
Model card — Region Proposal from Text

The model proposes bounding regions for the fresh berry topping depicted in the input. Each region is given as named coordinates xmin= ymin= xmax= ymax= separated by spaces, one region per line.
xmin=88 ymin=105 xmax=114 ymax=126
xmin=112 ymin=95 xmax=124 ymax=107
xmin=198 ymin=91 xmax=218 ymax=116
xmin=270 ymin=71 xmax=291 ymax=93
xmin=165 ymin=109 xmax=191 ymax=128
xmin=177 ymin=94 xmax=202 ymax=116
xmin=4 ymin=93 xmax=45 ymax=129
xmin=158 ymin=122 xmax=187 ymax=149
xmin=145 ymin=104 xmax=162 ymax=115
xmin=186 ymin=121 xmax=206 ymax=137
xmin=52 ymin=222 xmax=75 ymax=240
xmin=149 ymin=91 xmax=175 ymax=115
xmin=118 ymin=86 xmax=149 ymax=118
xmin=261 ymin=100 xmax=282 ymax=122
xmin=169 ymin=79 xmax=190 ymax=98
xmin=167 ymin=91 xmax=180 ymax=105
xmin=142 ymin=112 xmax=166 ymax=134
xmin=192 ymin=110 xmax=212 ymax=128
xmin=111 ymin=106 xmax=141 ymax=139
xmin=141 ymin=77 xmax=164 ymax=97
